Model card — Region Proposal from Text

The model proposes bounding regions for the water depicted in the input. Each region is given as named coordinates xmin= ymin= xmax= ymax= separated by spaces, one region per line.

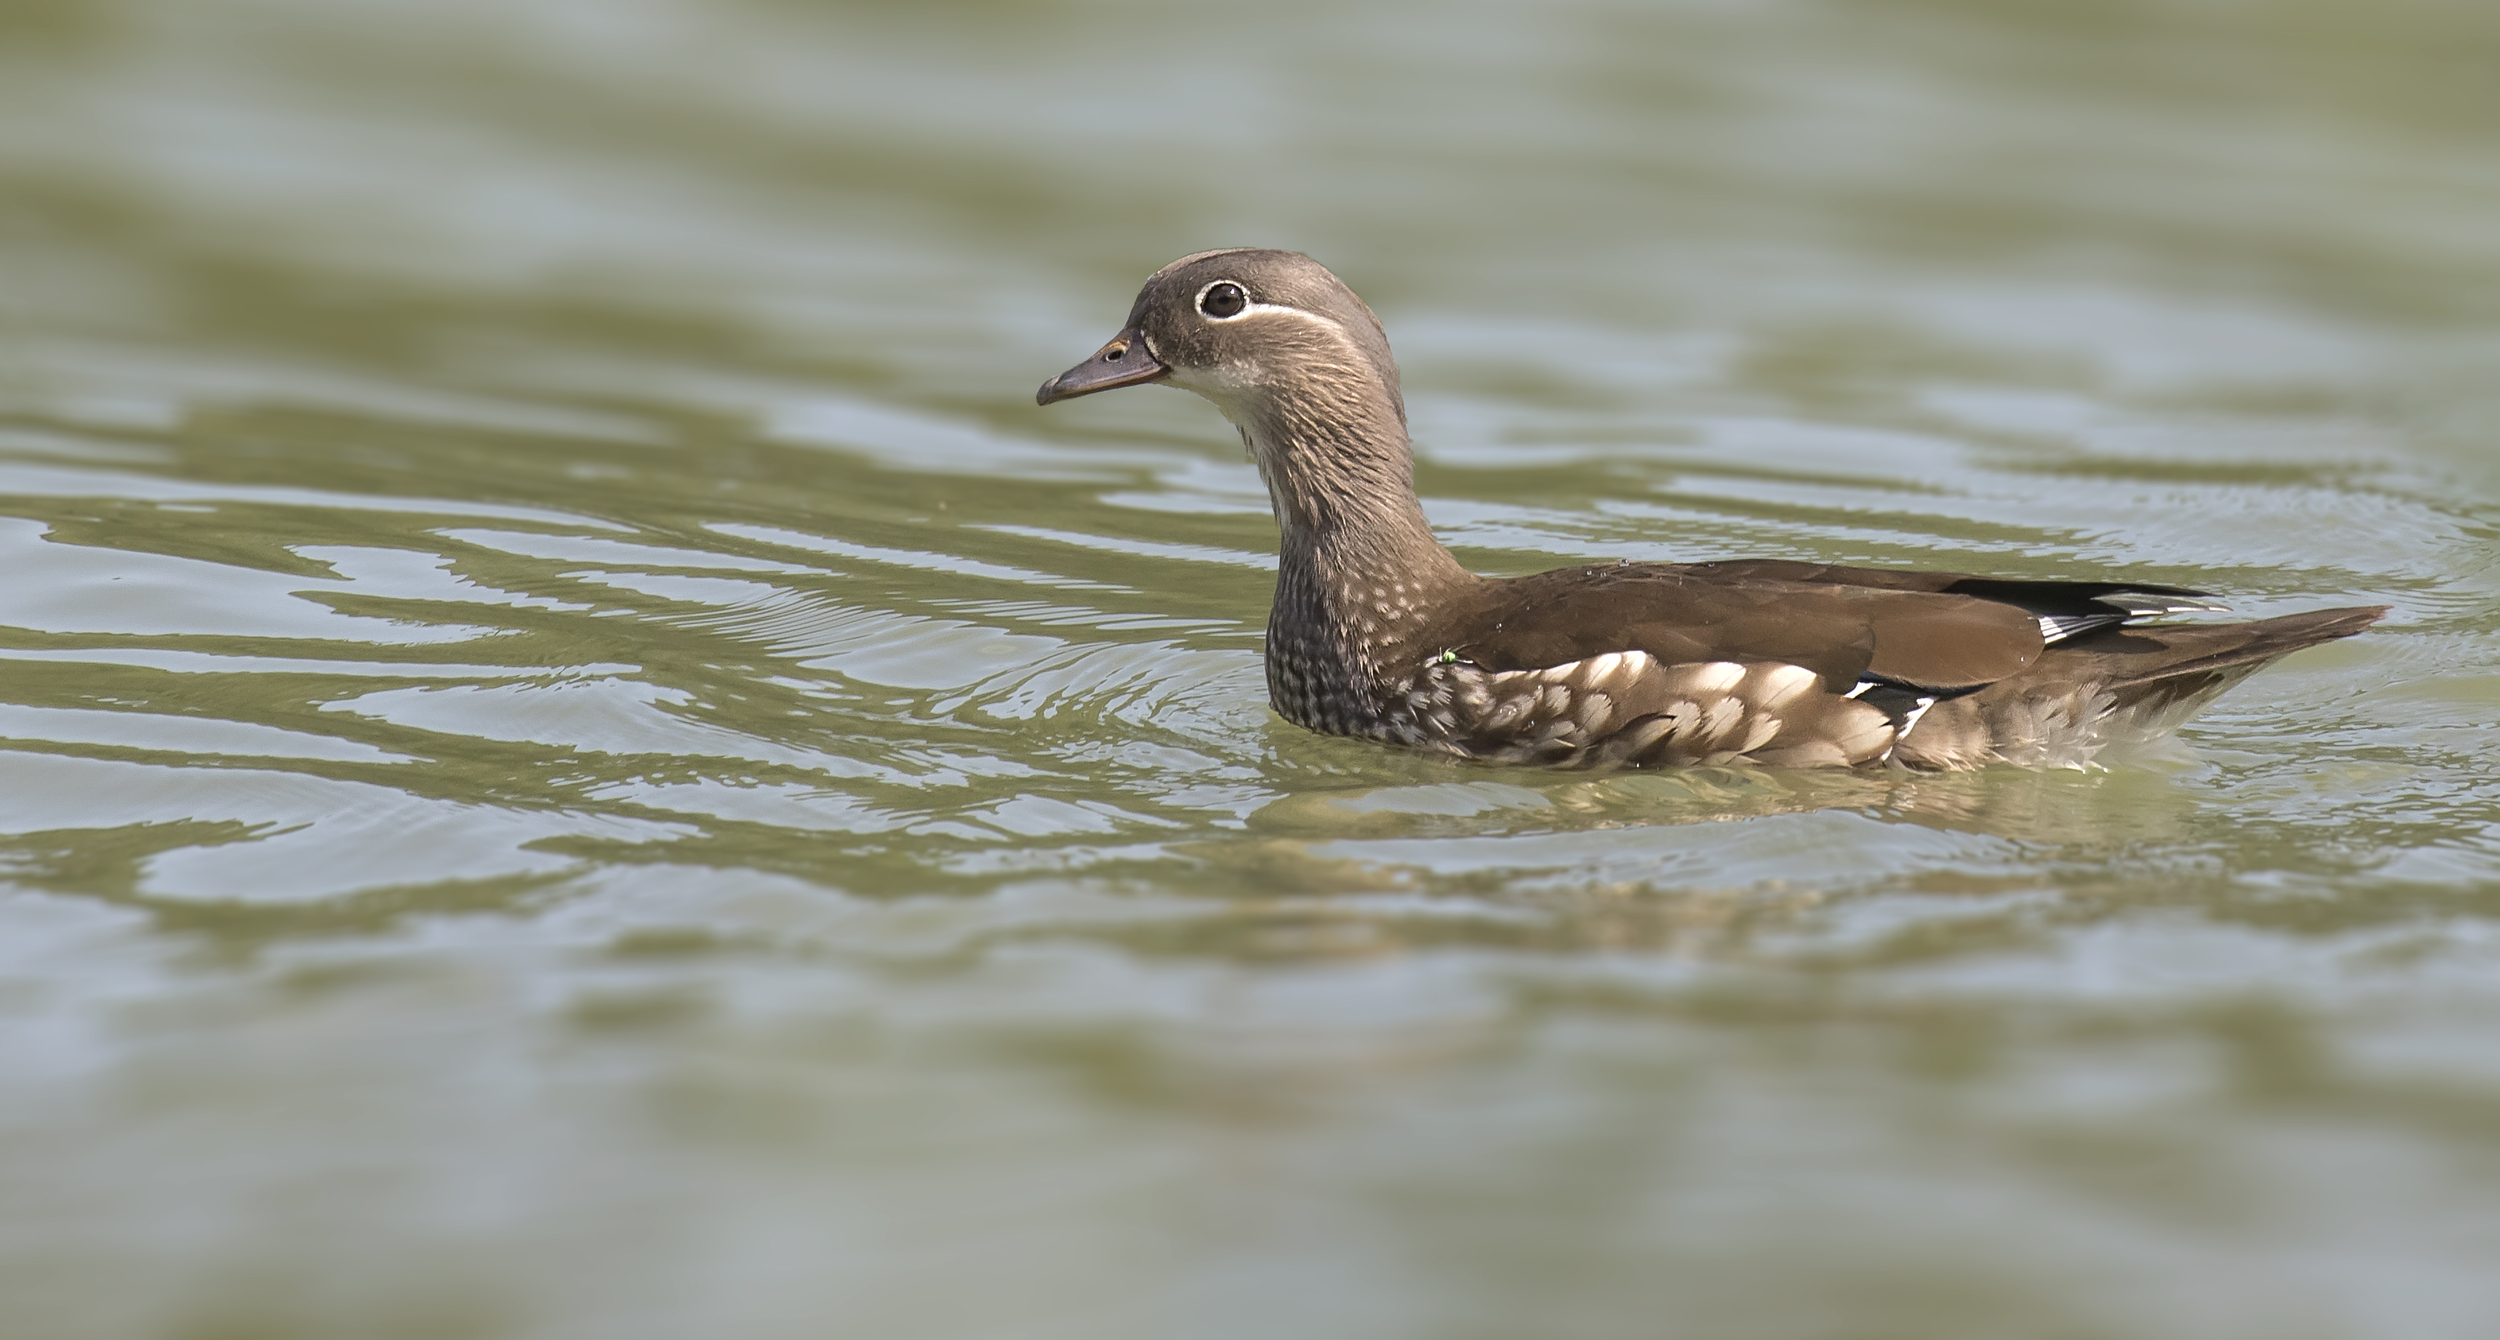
xmin=3 ymin=2 xmax=2498 ymax=1336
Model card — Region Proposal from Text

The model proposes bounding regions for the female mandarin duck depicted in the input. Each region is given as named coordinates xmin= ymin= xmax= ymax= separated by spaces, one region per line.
xmin=1038 ymin=249 xmax=2383 ymax=770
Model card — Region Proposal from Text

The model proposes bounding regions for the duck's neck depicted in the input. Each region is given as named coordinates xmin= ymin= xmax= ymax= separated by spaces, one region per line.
xmin=1250 ymin=401 xmax=1471 ymax=597
xmin=1241 ymin=368 xmax=1467 ymax=566
xmin=1270 ymin=480 xmax=1469 ymax=617
xmin=1236 ymin=394 xmax=1475 ymax=728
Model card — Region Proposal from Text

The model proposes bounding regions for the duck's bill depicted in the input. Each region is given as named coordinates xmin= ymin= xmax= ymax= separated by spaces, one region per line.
xmin=1036 ymin=331 xmax=1167 ymax=404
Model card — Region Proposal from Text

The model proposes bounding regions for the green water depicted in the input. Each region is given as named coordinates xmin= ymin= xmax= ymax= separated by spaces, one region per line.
xmin=3 ymin=2 xmax=2498 ymax=1336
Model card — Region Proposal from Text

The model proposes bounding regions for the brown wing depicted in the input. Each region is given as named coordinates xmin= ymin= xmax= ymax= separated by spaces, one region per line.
xmin=1672 ymin=558 xmax=1986 ymax=593
xmin=1680 ymin=559 xmax=2219 ymax=622
xmin=1426 ymin=564 xmax=2046 ymax=691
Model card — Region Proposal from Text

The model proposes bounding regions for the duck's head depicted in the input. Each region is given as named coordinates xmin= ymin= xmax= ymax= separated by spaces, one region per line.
xmin=1035 ymin=249 xmax=1405 ymax=436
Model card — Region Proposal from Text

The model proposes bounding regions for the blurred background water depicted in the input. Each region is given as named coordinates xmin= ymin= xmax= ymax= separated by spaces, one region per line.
xmin=2 ymin=1 xmax=2497 ymax=1336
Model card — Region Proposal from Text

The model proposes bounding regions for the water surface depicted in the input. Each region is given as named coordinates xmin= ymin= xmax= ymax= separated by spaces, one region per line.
xmin=3 ymin=2 xmax=2498 ymax=1337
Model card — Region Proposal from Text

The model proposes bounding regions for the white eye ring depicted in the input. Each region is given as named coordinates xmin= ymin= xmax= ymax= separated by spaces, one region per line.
xmin=1195 ymin=280 xmax=1250 ymax=320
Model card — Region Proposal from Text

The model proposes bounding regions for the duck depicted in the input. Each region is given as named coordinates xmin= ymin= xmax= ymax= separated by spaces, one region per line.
xmin=1036 ymin=248 xmax=2385 ymax=770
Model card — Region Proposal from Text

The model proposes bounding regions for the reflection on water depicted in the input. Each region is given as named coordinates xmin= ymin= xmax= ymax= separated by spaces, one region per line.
xmin=4 ymin=0 xmax=2500 ymax=1336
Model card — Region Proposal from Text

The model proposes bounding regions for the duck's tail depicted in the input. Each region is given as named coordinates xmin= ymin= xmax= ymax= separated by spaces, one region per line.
xmin=1895 ymin=605 xmax=2388 ymax=770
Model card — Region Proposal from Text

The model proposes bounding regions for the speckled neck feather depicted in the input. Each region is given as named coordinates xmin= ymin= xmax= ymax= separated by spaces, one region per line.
xmin=1233 ymin=346 xmax=1474 ymax=737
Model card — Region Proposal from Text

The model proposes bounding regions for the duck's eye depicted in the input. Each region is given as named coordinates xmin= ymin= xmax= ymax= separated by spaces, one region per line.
xmin=1198 ymin=282 xmax=1247 ymax=319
